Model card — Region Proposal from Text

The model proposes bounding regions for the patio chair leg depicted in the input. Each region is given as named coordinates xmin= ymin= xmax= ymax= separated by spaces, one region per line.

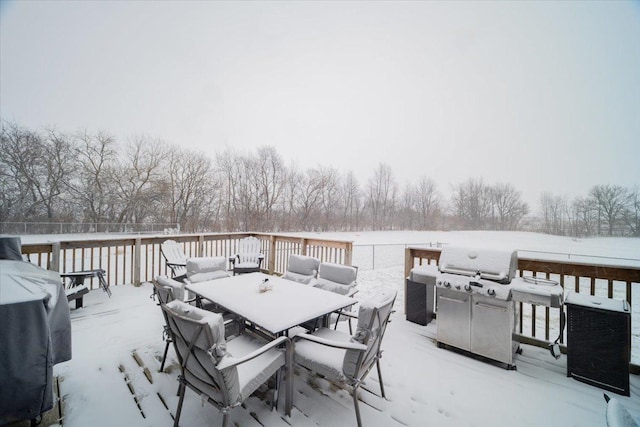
xmin=286 ymin=348 xmax=293 ymax=417
xmin=160 ymin=341 xmax=170 ymax=372
xmin=222 ymin=412 xmax=229 ymax=427
xmin=273 ymin=371 xmax=281 ymax=411
xmin=174 ymin=381 xmax=186 ymax=427
xmin=376 ymin=359 xmax=386 ymax=398
xmin=352 ymin=387 xmax=363 ymax=427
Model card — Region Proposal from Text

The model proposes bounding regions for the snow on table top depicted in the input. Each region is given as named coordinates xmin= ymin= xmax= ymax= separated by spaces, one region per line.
xmin=185 ymin=272 xmax=355 ymax=334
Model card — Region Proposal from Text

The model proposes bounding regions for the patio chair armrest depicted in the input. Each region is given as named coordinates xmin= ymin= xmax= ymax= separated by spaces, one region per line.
xmin=228 ymin=256 xmax=236 ymax=265
xmin=166 ymin=261 xmax=187 ymax=268
xmin=346 ymin=288 xmax=359 ymax=298
xmin=334 ymin=309 xmax=358 ymax=319
xmin=293 ymin=332 xmax=367 ymax=351
xmin=216 ymin=336 xmax=290 ymax=370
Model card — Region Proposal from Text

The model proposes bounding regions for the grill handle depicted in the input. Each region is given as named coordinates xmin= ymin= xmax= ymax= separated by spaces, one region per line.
xmin=439 ymin=296 xmax=468 ymax=304
xmin=474 ymin=302 xmax=507 ymax=312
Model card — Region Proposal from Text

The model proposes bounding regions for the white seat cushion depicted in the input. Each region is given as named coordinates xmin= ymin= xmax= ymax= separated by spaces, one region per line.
xmin=236 ymin=261 xmax=260 ymax=269
xmin=313 ymin=277 xmax=355 ymax=295
xmin=187 ymin=270 xmax=230 ymax=283
xmin=155 ymin=275 xmax=187 ymax=301
xmin=287 ymin=255 xmax=320 ymax=276
xmin=283 ymin=255 xmax=319 ymax=284
xmin=186 ymin=257 xmax=230 ymax=283
xmin=282 ymin=270 xmax=314 ymax=285
xmin=294 ymin=328 xmax=351 ymax=383
xmin=227 ymin=334 xmax=286 ymax=402
xmin=318 ymin=263 xmax=357 ymax=284
xmin=314 ymin=263 xmax=357 ymax=295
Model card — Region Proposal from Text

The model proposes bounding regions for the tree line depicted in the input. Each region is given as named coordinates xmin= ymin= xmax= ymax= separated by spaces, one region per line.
xmin=1 ymin=120 xmax=638 ymax=236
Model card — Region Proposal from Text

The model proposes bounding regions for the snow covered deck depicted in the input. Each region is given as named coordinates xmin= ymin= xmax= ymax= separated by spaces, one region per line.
xmin=50 ymin=266 xmax=638 ymax=427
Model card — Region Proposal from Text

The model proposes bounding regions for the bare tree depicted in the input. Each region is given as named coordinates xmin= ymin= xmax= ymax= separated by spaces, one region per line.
xmin=339 ymin=171 xmax=362 ymax=231
xmin=65 ymin=131 xmax=119 ymax=226
xmin=109 ymin=137 xmax=166 ymax=224
xmin=415 ymin=176 xmax=441 ymax=230
xmin=538 ymin=192 xmax=568 ymax=235
xmin=160 ymin=145 xmax=217 ymax=231
xmin=317 ymin=166 xmax=340 ymax=231
xmin=216 ymin=148 xmax=243 ymax=231
xmin=567 ymin=196 xmax=597 ymax=237
xmin=0 ymin=121 xmax=73 ymax=221
xmin=366 ymin=163 xmax=397 ymax=230
xmin=296 ymin=168 xmax=324 ymax=231
xmin=451 ymin=178 xmax=492 ymax=229
xmin=623 ymin=186 xmax=640 ymax=237
xmin=398 ymin=183 xmax=416 ymax=230
xmin=491 ymin=183 xmax=529 ymax=230
xmin=254 ymin=146 xmax=286 ymax=231
xmin=589 ymin=185 xmax=629 ymax=236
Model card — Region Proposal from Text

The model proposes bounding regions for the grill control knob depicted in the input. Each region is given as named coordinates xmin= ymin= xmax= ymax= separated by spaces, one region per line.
xmin=444 ymin=281 xmax=451 ymax=288
xmin=455 ymin=285 xmax=461 ymax=290
xmin=487 ymin=288 xmax=496 ymax=296
xmin=464 ymin=284 xmax=472 ymax=292
xmin=437 ymin=280 xmax=442 ymax=286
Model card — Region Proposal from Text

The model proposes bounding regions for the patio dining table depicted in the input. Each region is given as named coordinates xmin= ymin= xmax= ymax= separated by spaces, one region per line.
xmin=185 ymin=272 xmax=355 ymax=336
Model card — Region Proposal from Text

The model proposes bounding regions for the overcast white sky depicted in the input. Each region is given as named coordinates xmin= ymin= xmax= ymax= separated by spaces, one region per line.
xmin=1 ymin=0 xmax=639 ymax=206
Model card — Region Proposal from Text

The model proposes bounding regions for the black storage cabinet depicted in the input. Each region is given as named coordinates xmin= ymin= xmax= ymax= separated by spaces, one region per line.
xmin=565 ymin=292 xmax=631 ymax=396
xmin=406 ymin=279 xmax=435 ymax=326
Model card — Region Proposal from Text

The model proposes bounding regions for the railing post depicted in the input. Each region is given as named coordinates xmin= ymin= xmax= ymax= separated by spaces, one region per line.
xmin=50 ymin=242 xmax=60 ymax=272
xmin=372 ymin=245 xmax=375 ymax=270
xmin=133 ymin=237 xmax=141 ymax=286
xmin=345 ymin=241 xmax=353 ymax=266
xmin=268 ymin=235 xmax=276 ymax=275
xmin=301 ymin=238 xmax=307 ymax=256
xmin=198 ymin=234 xmax=205 ymax=257
xmin=404 ymin=247 xmax=413 ymax=281
xmin=404 ymin=247 xmax=413 ymax=315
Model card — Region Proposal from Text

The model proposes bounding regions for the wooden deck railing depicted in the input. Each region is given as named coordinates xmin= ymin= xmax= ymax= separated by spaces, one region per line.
xmin=405 ymin=246 xmax=639 ymax=373
xmin=20 ymin=233 xmax=353 ymax=288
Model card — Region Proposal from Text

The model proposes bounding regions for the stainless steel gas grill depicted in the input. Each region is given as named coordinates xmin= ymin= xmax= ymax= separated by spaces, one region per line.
xmin=435 ymin=247 xmax=521 ymax=369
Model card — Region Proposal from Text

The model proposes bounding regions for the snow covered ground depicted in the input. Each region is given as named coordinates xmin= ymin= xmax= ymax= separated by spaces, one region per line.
xmin=26 ymin=231 xmax=640 ymax=426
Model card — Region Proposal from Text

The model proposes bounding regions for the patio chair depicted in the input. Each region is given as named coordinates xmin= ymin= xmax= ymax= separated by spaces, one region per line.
xmin=183 ymin=257 xmax=232 ymax=312
xmin=313 ymin=262 xmax=359 ymax=332
xmin=229 ymin=236 xmax=264 ymax=275
xmin=154 ymin=275 xmax=231 ymax=371
xmin=293 ymin=290 xmax=397 ymax=427
xmin=152 ymin=277 xmax=179 ymax=372
xmin=153 ymin=275 xmax=226 ymax=371
xmin=313 ymin=262 xmax=358 ymax=297
xmin=282 ymin=254 xmax=320 ymax=285
xmin=163 ymin=300 xmax=292 ymax=427
xmin=160 ymin=240 xmax=187 ymax=280
xmin=184 ymin=256 xmax=230 ymax=283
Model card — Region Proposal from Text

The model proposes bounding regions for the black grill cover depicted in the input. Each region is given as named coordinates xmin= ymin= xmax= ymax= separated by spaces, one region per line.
xmin=0 ymin=236 xmax=22 ymax=260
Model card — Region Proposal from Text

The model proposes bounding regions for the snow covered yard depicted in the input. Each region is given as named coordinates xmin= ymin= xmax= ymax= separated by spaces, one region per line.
xmin=51 ymin=264 xmax=639 ymax=427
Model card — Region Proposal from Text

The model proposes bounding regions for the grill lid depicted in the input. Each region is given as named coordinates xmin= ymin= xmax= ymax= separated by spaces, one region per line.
xmin=438 ymin=246 xmax=518 ymax=284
